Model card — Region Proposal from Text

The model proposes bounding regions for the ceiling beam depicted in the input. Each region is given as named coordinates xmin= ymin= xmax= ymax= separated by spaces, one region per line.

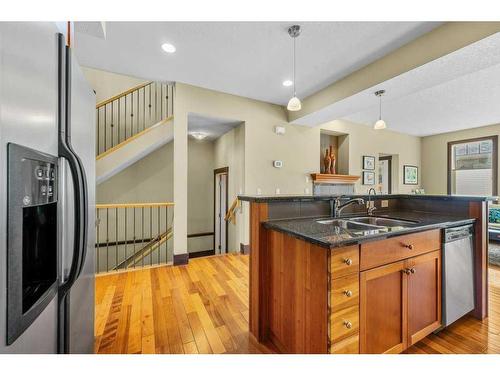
xmin=288 ymin=22 xmax=500 ymax=124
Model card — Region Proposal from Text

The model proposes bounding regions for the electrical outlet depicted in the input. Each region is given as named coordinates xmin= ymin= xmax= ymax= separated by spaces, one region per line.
xmin=257 ymin=188 xmax=262 ymax=195
xmin=275 ymin=188 xmax=280 ymax=195
xmin=381 ymin=200 xmax=389 ymax=208
xmin=304 ymin=187 xmax=310 ymax=194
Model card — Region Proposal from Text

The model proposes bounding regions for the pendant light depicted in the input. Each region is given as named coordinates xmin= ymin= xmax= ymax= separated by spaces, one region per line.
xmin=287 ymin=25 xmax=302 ymax=111
xmin=373 ymin=89 xmax=387 ymax=130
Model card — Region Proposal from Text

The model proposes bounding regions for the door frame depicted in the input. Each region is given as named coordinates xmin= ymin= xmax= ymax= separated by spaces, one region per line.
xmin=213 ymin=167 xmax=229 ymax=254
xmin=379 ymin=156 xmax=392 ymax=194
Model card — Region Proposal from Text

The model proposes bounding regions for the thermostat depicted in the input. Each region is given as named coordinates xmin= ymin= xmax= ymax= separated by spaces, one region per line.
xmin=274 ymin=126 xmax=286 ymax=135
xmin=273 ymin=160 xmax=283 ymax=168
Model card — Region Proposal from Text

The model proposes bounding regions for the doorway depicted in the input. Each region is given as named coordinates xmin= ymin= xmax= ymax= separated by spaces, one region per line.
xmin=214 ymin=167 xmax=229 ymax=254
xmin=378 ymin=156 xmax=392 ymax=194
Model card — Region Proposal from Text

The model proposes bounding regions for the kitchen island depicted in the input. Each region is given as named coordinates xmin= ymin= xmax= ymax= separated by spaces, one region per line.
xmin=239 ymin=194 xmax=490 ymax=354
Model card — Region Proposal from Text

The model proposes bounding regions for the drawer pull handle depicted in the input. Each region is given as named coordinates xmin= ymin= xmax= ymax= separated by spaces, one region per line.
xmin=343 ymin=290 xmax=353 ymax=297
xmin=403 ymin=244 xmax=414 ymax=250
xmin=343 ymin=258 xmax=353 ymax=266
xmin=343 ymin=320 xmax=353 ymax=329
xmin=402 ymin=268 xmax=411 ymax=275
xmin=410 ymin=268 xmax=416 ymax=274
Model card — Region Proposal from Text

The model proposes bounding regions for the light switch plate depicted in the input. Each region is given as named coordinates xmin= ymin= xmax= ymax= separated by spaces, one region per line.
xmin=381 ymin=200 xmax=389 ymax=208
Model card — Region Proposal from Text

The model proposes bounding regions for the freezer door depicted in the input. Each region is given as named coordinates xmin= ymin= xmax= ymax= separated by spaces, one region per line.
xmin=0 ymin=23 xmax=60 ymax=353
xmin=59 ymin=51 xmax=96 ymax=354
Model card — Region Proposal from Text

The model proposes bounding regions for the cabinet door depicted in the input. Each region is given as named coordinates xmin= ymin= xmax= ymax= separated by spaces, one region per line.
xmin=406 ymin=250 xmax=441 ymax=346
xmin=360 ymin=261 xmax=407 ymax=354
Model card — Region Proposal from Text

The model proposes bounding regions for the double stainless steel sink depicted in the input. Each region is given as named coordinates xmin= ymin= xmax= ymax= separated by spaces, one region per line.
xmin=317 ymin=216 xmax=418 ymax=231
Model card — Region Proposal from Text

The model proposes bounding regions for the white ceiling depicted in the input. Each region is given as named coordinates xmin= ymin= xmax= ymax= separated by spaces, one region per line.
xmin=294 ymin=32 xmax=500 ymax=137
xmin=74 ymin=22 xmax=441 ymax=106
xmin=188 ymin=113 xmax=242 ymax=141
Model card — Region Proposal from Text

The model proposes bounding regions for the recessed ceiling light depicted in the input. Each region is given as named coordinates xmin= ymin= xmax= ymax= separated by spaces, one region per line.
xmin=190 ymin=132 xmax=208 ymax=140
xmin=161 ymin=43 xmax=176 ymax=53
xmin=282 ymin=80 xmax=293 ymax=87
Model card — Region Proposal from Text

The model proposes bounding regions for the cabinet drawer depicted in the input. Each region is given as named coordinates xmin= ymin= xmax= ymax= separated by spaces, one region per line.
xmin=330 ymin=305 xmax=359 ymax=343
xmin=331 ymin=273 xmax=359 ymax=312
xmin=331 ymin=334 xmax=359 ymax=354
xmin=331 ymin=245 xmax=359 ymax=278
xmin=360 ymin=229 xmax=440 ymax=271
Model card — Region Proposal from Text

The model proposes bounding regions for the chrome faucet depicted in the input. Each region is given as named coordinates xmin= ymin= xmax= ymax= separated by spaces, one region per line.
xmin=367 ymin=188 xmax=377 ymax=216
xmin=334 ymin=197 xmax=365 ymax=217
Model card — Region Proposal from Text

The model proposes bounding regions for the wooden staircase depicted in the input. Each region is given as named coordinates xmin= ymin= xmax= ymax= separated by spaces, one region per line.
xmin=95 ymin=81 xmax=175 ymax=184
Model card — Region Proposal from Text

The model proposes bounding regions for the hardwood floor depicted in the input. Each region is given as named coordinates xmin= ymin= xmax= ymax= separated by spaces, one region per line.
xmin=95 ymin=254 xmax=500 ymax=354
xmin=95 ymin=254 xmax=274 ymax=354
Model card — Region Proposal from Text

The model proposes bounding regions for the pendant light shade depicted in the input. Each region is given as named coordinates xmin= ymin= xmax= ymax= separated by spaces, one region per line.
xmin=287 ymin=96 xmax=302 ymax=111
xmin=374 ymin=89 xmax=387 ymax=130
xmin=374 ymin=119 xmax=387 ymax=130
xmin=287 ymin=25 xmax=302 ymax=112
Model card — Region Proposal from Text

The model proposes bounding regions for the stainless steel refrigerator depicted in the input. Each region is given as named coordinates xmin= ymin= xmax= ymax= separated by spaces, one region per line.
xmin=0 ymin=22 xmax=95 ymax=354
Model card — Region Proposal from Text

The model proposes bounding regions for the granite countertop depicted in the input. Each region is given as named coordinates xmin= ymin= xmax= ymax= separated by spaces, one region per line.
xmin=239 ymin=193 xmax=493 ymax=203
xmin=263 ymin=210 xmax=476 ymax=249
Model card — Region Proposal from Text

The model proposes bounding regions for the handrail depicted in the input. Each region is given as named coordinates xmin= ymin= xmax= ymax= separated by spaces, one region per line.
xmin=96 ymin=81 xmax=174 ymax=156
xmin=96 ymin=202 xmax=174 ymax=209
xmin=95 ymin=115 xmax=173 ymax=161
xmin=114 ymin=227 xmax=173 ymax=270
xmin=95 ymin=202 xmax=174 ymax=273
xmin=96 ymin=81 xmax=153 ymax=108
xmin=225 ymin=197 xmax=240 ymax=224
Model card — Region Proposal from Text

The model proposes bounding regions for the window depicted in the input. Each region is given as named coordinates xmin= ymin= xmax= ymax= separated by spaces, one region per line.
xmin=448 ymin=136 xmax=498 ymax=196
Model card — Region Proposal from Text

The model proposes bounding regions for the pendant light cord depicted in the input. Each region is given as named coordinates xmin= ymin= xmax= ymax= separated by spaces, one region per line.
xmin=379 ymin=93 xmax=382 ymax=120
xmin=293 ymin=36 xmax=296 ymax=97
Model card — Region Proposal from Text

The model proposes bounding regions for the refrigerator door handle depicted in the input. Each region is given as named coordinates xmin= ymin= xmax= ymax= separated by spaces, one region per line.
xmin=57 ymin=33 xmax=88 ymax=294
xmin=57 ymin=33 xmax=89 ymax=354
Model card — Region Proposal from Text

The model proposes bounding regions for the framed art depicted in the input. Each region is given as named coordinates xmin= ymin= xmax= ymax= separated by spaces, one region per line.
xmin=363 ymin=155 xmax=375 ymax=170
xmin=362 ymin=171 xmax=375 ymax=185
xmin=403 ymin=165 xmax=418 ymax=185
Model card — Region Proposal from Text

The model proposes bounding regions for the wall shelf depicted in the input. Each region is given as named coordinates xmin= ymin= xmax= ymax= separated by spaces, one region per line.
xmin=310 ymin=173 xmax=360 ymax=184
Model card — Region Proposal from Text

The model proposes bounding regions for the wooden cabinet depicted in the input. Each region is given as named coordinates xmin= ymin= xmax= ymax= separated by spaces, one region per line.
xmin=264 ymin=228 xmax=441 ymax=355
xmin=407 ymin=250 xmax=441 ymax=346
xmin=360 ymin=229 xmax=440 ymax=271
xmin=360 ymin=250 xmax=441 ymax=354
xmin=360 ymin=261 xmax=407 ymax=354
xmin=329 ymin=246 xmax=360 ymax=354
xmin=331 ymin=245 xmax=359 ymax=277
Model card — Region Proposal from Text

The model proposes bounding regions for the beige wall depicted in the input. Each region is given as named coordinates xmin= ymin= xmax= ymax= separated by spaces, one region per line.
xmin=97 ymin=137 xmax=217 ymax=254
xmin=321 ymin=120 xmax=422 ymax=194
xmin=187 ymin=139 xmax=215 ymax=253
xmin=97 ymin=141 xmax=174 ymax=204
xmin=173 ymin=82 xmax=319 ymax=256
xmin=81 ymin=66 xmax=148 ymax=103
xmin=421 ymin=123 xmax=500 ymax=195
xmin=214 ymin=124 xmax=245 ymax=252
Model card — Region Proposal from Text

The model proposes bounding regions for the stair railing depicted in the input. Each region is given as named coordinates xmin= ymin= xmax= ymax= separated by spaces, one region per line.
xmin=95 ymin=202 xmax=174 ymax=273
xmin=95 ymin=81 xmax=174 ymax=157
xmin=225 ymin=197 xmax=240 ymax=224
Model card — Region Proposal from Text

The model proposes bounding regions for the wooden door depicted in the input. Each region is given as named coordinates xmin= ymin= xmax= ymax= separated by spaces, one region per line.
xmin=360 ymin=261 xmax=407 ymax=354
xmin=406 ymin=250 xmax=441 ymax=346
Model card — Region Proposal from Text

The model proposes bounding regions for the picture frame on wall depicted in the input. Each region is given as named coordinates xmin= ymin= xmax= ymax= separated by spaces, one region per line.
xmin=362 ymin=171 xmax=375 ymax=185
xmin=363 ymin=155 xmax=375 ymax=170
xmin=403 ymin=165 xmax=418 ymax=185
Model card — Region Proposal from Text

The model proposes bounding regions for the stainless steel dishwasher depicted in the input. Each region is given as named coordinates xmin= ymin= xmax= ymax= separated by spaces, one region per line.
xmin=442 ymin=225 xmax=475 ymax=327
